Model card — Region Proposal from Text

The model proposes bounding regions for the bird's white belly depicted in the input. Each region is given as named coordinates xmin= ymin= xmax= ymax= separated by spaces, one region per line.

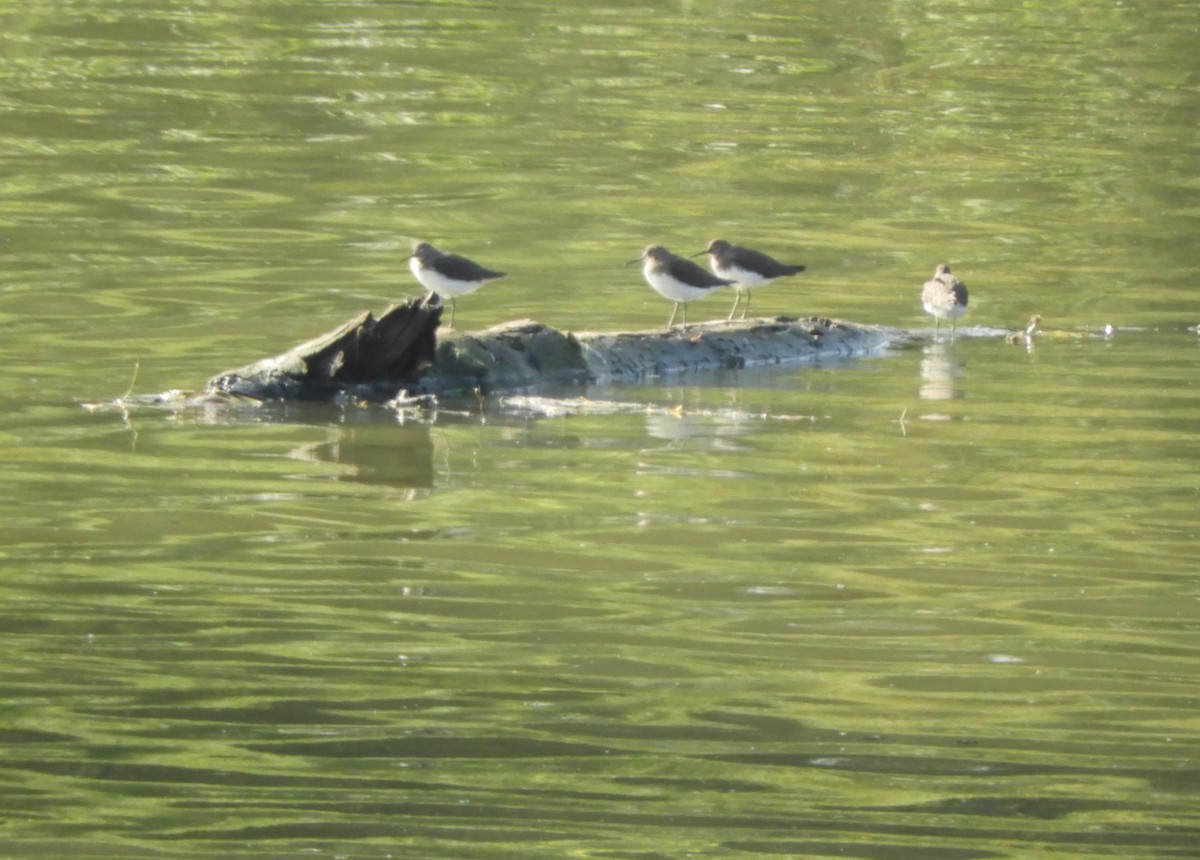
xmin=714 ymin=263 xmax=771 ymax=289
xmin=644 ymin=266 xmax=714 ymax=302
xmin=923 ymin=297 xmax=968 ymax=320
xmin=409 ymin=258 xmax=486 ymax=297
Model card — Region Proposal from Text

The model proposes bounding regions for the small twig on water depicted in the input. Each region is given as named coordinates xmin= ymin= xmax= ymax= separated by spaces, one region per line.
xmin=121 ymin=362 xmax=141 ymax=402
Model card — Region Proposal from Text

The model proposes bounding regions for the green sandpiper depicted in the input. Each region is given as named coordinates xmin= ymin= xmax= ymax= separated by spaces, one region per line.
xmin=921 ymin=263 xmax=969 ymax=340
xmin=692 ymin=238 xmax=806 ymax=321
xmin=408 ymin=241 xmax=506 ymax=328
xmin=629 ymin=244 xmax=734 ymax=328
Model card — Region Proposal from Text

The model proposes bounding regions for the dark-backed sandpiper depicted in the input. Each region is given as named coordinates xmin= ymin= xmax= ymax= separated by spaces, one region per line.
xmin=693 ymin=238 xmax=806 ymax=321
xmin=629 ymin=244 xmax=734 ymax=328
xmin=408 ymin=241 xmax=506 ymax=328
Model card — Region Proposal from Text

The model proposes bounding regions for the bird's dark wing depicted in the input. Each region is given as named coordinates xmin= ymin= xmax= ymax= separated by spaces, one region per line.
xmin=731 ymin=245 xmax=805 ymax=277
xmin=666 ymin=256 xmax=734 ymax=288
xmin=433 ymin=254 xmax=507 ymax=281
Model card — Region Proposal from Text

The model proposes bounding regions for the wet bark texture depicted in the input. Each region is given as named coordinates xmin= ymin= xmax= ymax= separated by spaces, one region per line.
xmin=207 ymin=295 xmax=901 ymax=402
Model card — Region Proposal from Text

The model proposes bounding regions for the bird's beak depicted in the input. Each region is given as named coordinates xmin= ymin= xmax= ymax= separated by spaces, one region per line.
xmin=688 ymin=250 xmax=708 ymax=259
xmin=624 ymin=257 xmax=642 ymax=266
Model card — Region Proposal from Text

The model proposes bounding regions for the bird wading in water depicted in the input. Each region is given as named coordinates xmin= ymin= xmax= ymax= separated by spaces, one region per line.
xmin=921 ymin=263 xmax=969 ymax=340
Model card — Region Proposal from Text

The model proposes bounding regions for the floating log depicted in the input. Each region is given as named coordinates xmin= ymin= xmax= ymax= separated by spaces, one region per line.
xmin=206 ymin=294 xmax=904 ymax=402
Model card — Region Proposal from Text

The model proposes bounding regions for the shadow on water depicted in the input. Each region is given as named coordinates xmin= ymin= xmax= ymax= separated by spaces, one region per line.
xmin=293 ymin=421 xmax=437 ymax=489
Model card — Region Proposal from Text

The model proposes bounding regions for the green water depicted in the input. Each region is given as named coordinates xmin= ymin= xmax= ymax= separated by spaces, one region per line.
xmin=2 ymin=1 xmax=1199 ymax=858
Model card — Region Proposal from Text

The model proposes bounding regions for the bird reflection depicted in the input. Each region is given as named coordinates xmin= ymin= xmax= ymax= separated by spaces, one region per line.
xmin=918 ymin=341 xmax=966 ymax=401
xmin=293 ymin=423 xmax=436 ymax=489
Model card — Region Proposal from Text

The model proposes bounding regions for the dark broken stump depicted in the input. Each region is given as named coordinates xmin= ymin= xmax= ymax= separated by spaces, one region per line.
xmin=209 ymin=295 xmax=441 ymax=401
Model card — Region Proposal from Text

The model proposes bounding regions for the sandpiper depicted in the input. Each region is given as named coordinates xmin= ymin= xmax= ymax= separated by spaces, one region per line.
xmin=629 ymin=244 xmax=734 ymax=328
xmin=408 ymin=241 xmax=506 ymax=328
xmin=692 ymin=238 xmax=806 ymax=321
xmin=921 ymin=263 xmax=969 ymax=339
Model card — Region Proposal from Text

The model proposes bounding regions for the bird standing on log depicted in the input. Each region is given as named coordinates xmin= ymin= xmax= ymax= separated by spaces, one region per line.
xmin=693 ymin=239 xmax=806 ymax=321
xmin=629 ymin=244 xmax=734 ymax=328
xmin=408 ymin=241 xmax=506 ymax=328
xmin=921 ymin=263 xmax=969 ymax=340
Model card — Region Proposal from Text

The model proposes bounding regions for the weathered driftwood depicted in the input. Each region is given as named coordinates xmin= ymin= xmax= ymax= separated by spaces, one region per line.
xmin=209 ymin=295 xmax=441 ymax=401
xmin=207 ymin=295 xmax=903 ymax=402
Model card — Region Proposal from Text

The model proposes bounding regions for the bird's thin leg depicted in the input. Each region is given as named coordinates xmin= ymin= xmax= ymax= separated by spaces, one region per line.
xmin=667 ymin=303 xmax=679 ymax=328
xmin=741 ymin=290 xmax=751 ymax=321
xmin=727 ymin=292 xmax=740 ymax=322
xmin=448 ymin=297 xmax=456 ymax=329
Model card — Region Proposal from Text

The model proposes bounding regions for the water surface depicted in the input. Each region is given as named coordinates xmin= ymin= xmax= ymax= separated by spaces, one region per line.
xmin=2 ymin=1 xmax=1198 ymax=858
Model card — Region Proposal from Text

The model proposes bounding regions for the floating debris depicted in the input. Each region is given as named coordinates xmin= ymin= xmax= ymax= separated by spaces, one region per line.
xmin=496 ymin=394 xmax=818 ymax=424
xmin=1006 ymin=314 xmax=1042 ymax=346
